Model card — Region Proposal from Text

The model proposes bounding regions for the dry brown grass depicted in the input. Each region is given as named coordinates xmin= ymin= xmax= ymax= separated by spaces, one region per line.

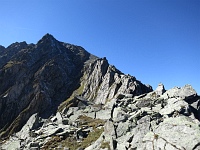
xmin=78 ymin=115 xmax=105 ymax=129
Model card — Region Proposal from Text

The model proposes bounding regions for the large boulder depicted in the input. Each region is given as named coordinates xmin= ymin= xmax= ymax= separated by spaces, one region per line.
xmin=142 ymin=116 xmax=200 ymax=150
xmin=104 ymin=120 xmax=116 ymax=141
xmin=16 ymin=113 xmax=41 ymax=139
xmin=162 ymin=84 xmax=197 ymax=100
xmin=155 ymin=83 xmax=166 ymax=96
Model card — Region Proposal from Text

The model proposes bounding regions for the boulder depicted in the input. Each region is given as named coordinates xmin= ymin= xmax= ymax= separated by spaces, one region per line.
xmin=155 ymin=83 xmax=166 ymax=96
xmin=178 ymin=85 xmax=197 ymax=101
xmin=104 ymin=120 xmax=116 ymax=141
xmin=159 ymin=98 xmax=189 ymax=116
xmin=16 ymin=113 xmax=40 ymax=139
xmin=116 ymin=121 xmax=130 ymax=138
xmin=112 ymin=107 xmax=128 ymax=122
xmin=55 ymin=112 xmax=63 ymax=124
xmin=154 ymin=116 xmax=200 ymax=150
xmin=162 ymin=85 xmax=197 ymax=100
xmin=130 ymin=116 xmax=151 ymax=149
xmin=1 ymin=137 xmax=21 ymax=150
xmin=96 ymin=109 xmax=112 ymax=120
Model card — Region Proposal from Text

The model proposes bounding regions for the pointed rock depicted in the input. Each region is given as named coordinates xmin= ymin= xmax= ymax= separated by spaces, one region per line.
xmin=155 ymin=83 xmax=166 ymax=96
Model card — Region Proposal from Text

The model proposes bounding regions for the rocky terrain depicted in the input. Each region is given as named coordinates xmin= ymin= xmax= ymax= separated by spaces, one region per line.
xmin=0 ymin=34 xmax=200 ymax=150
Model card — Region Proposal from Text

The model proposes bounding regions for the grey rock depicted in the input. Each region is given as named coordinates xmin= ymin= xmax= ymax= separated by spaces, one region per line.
xmin=85 ymin=133 xmax=104 ymax=150
xmin=51 ymin=112 xmax=63 ymax=124
xmin=104 ymin=120 xmax=116 ymax=141
xmin=113 ymin=107 xmax=128 ymax=122
xmin=69 ymin=109 xmax=83 ymax=122
xmin=159 ymin=98 xmax=189 ymax=115
xmin=1 ymin=137 xmax=21 ymax=150
xmin=116 ymin=121 xmax=130 ymax=138
xmin=55 ymin=112 xmax=63 ymax=124
xmin=41 ymin=125 xmax=63 ymax=138
xmin=155 ymin=83 xmax=166 ymax=96
xmin=130 ymin=116 xmax=151 ymax=149
xmin=178 ymin=84 xmax=197 ymax=100
xmin=135 ymin=98 xmax=153 ymax=108
xmin=82 ymin=58 xmax=152 ymax=104
xmin=16 ymin=113 xmax=40 ymax=139
xmin=154 ymin=116 xmax=200 ymax=150
xmin=125 ymin=94 xmax=134 ymax=98
xmin=96 ymin=109 xmax=112 ymax=120
xmin=162 ymin=84 xmax=197 ymax=100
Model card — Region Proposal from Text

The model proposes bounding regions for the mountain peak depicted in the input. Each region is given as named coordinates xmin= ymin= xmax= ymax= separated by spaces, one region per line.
xmin=42 ymin=33 xmax=55 ymax=39
xmin=37 ymin=33 xmax=58 ymax=48
xmin=0 ymin=45 xmax=5 ymax=50
xmin=39 ymin=33 xmax=56 ymax=42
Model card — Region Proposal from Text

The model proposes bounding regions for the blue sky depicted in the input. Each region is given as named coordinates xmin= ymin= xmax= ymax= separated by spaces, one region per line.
xmin=0 ymin=0 xmax=200 ymax=93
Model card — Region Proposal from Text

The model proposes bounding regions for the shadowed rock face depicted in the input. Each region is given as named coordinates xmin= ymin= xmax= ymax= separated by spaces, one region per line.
xmin=0 ymin=34 xmax=152 ymax=137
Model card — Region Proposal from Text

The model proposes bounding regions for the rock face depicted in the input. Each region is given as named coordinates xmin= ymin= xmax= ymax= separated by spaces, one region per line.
xmin=0 ymin=34 xmax=92 ymax=137
xmin=1 ymin=34 xmax=199 ymax=150
xmin=0 ymin=34 xmax=151 ymax=138
xmin=81 ymin=58 xmax=152 ymax=104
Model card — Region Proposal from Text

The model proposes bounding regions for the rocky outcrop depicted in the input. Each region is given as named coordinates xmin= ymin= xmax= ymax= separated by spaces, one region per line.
xmin=81 ymin=57 xmax=152 ymax=104
xmin=1 ymin=84 xmax=199 ymax=150
xmin=0 ymin=34 xmax=151 ymax=138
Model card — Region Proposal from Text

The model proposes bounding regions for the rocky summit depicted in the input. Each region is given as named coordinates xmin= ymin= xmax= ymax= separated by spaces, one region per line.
xmin=0 ymin=34 xmax=199 ymax=150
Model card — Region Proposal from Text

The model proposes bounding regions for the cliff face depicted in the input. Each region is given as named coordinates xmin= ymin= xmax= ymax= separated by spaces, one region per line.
xmin=0 ymin=34 xmax=151 ymax=138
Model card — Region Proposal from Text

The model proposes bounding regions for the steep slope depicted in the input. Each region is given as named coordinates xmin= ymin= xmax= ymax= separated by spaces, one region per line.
xmin=0 ymin=34 xmax=152 ymax=138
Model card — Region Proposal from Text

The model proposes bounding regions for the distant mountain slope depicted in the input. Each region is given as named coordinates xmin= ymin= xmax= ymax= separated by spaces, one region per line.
xmin=0 ymin=34 xmax=152 ymax=138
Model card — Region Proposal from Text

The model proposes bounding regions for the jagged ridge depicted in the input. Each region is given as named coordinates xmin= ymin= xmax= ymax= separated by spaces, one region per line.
xmin=0 ymin=34 xmax=151 ymax=138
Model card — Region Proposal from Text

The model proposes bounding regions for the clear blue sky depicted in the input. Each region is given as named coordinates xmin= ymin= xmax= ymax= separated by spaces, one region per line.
xmin=0 ymin=0 xmax=200 ymax=94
